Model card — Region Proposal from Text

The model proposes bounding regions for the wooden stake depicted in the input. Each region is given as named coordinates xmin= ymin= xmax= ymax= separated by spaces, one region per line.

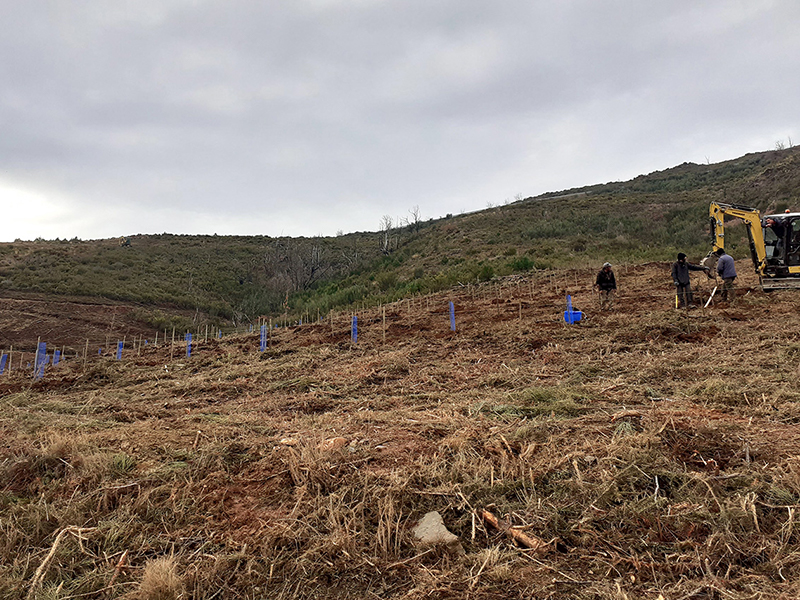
xmin=84 ymin=339 xmax=89 ymax=370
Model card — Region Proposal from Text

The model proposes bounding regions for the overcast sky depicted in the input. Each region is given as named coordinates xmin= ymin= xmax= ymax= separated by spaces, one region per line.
xmin=1 ymin=1 xmax=797 ymax=242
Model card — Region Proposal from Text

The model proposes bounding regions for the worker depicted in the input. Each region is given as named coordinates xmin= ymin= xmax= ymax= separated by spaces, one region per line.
xmin=671 ymin=253 xmax=709 ymax=308
xmin=593 ymin=262 xmax=617 ymax=311
xmin=765 ymin=217 xmax=787 ymax=240
xmin=714 ymin=248 xmax=737 ymax=303
xmin=765 ymin=217 xmax=787 ymax=260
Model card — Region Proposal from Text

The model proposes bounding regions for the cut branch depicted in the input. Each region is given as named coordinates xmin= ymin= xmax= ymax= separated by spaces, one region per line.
xmin=478 ymin=509 xmax=551 ymax=553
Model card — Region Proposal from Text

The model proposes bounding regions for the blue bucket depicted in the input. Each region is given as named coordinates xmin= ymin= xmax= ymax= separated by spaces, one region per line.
xmin=564 ymin=310 xmax=583 ymax=324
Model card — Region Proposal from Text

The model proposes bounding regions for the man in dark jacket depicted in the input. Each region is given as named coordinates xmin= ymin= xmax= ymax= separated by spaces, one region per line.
xmin=765 ymin=217 xmax=787 ymax=262
xmin=594 ymin=262 xmax=617 ymax=310
xmin=671 ymin=253 xmax=709 ymax=308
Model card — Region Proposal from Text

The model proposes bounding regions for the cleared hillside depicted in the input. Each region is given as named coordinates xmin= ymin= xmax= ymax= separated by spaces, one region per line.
xmin=2 ymin=264 xmax=800 ymax=599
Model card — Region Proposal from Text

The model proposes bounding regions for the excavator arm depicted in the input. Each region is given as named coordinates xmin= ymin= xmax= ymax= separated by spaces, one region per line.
xmin=708 ymin=201 xmax=766 ymax=275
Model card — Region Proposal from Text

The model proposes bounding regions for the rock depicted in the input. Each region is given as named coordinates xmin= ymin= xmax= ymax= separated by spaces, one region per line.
xmin=412 ymin=511 xmax=464 ymax=556
xmin=318 ymin=437 xmax=348 ymax=452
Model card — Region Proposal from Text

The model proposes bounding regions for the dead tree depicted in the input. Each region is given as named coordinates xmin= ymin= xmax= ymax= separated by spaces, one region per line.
xmin=380 ymin=215 xmax=394 ymax=255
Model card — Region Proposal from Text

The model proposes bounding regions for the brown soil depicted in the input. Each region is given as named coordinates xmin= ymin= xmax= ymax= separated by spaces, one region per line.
xmin=0 ymin=292 xmax=160 ymax=354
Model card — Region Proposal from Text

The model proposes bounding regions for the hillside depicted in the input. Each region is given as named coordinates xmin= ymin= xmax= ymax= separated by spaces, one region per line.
xmin=1 ymin=147 xmax=800 ymax=333
xmin=3 ymin=264 xmax=800 ymax=599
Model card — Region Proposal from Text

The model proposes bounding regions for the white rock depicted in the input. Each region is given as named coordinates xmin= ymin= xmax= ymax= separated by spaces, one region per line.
xmin=412 ymin=511 xmax=464 ymax=555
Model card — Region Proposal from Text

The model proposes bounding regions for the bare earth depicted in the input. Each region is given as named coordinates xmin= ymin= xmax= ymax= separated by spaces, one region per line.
xmin=0 ymin=292 xmax=159 ymax=355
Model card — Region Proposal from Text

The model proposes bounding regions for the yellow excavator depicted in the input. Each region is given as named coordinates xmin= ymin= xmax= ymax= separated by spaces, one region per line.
xmin=704 ymin=201 xmax=800 ymax=290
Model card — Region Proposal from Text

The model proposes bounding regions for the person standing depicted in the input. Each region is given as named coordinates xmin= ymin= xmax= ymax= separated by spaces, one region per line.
xmin=715 ymin=248 xmax=737 ymax=303
xmin=594 ymin=262 xmax=617 ymax=311
xmin=671 ymin=253 xmax=709 ymax=308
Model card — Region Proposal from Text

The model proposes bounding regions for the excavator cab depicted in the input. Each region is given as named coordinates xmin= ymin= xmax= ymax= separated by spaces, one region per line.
xmin=762 ymin=213 xmax=800 ymax=268
xmin=787 ymin=218 xmax=800 ymax=266
xmin=762 ymin=218 xmax=782 ymax=263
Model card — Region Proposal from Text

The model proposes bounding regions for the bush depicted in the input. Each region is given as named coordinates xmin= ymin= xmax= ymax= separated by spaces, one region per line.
xmin=509 ymin=256 xmax=535 ymax=272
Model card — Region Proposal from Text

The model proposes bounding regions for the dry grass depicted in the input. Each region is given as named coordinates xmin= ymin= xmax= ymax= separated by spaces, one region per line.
xmin=3 ymin=264 xmax=800 ymax=598
xmin=134 ymin=556 xmax=184 ymax=600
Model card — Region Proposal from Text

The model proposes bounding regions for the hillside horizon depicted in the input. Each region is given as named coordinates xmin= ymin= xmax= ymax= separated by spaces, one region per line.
xmin=5 ymin=146 xmax=797 ymax=245
xmin=1 ymin=146 xmax=799 ymax=327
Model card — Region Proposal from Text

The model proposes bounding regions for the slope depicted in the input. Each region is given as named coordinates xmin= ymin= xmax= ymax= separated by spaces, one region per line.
xmin=2 ymin=264 xmax=800 ymax=599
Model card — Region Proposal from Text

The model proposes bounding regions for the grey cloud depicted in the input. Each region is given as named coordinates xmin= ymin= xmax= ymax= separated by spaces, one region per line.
xmin=1 ymin=1 xmax=799 ymax=240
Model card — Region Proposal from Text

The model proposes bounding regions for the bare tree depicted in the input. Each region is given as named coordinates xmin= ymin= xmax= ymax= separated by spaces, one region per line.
xmin=263 ymin=238 xmax=332 ymax=293
xmin=379 ymin=215 xmax=393 ymax=255
xmin=340 ymin=236 xmax=360 ymax=267
xmin=409 ymin=205 xmax=422 ymax=232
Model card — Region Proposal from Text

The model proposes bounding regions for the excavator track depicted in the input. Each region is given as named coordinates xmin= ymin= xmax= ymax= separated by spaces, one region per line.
xmin=760 ymin=277 xmax=800 ymax=290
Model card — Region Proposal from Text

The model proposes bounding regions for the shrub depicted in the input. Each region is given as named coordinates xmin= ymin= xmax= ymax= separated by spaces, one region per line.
xmin=477 ymin=266 xmax=494 ymax=282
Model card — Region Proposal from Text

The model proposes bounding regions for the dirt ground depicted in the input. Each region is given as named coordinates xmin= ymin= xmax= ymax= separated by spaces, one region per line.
xmin=0 ymin=292 xmax=162 ymax=356
xmin=3 ymin=261 xmax=800 ymax=599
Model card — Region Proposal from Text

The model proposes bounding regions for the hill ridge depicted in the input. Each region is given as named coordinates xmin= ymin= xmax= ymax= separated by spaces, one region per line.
xmin=1 ymin=146 xmax=799 ymax=324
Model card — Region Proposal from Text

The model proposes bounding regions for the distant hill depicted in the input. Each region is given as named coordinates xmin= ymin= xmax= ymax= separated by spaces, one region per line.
xmin=1 ymin=146 xmax=799 ymax=323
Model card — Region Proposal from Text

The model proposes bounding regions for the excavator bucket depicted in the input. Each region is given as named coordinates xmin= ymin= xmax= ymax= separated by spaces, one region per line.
xmin=700 ymin=253 xmax=717 ymax=277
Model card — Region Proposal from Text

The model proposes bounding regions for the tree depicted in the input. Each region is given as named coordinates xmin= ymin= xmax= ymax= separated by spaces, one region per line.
xmin=379 ymin=215 xmax=394 ymax=255
xmin=409 ymin=205 xmax=422 ymax=232
xmin=262 ymin=238 xmax=331 ymax=294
